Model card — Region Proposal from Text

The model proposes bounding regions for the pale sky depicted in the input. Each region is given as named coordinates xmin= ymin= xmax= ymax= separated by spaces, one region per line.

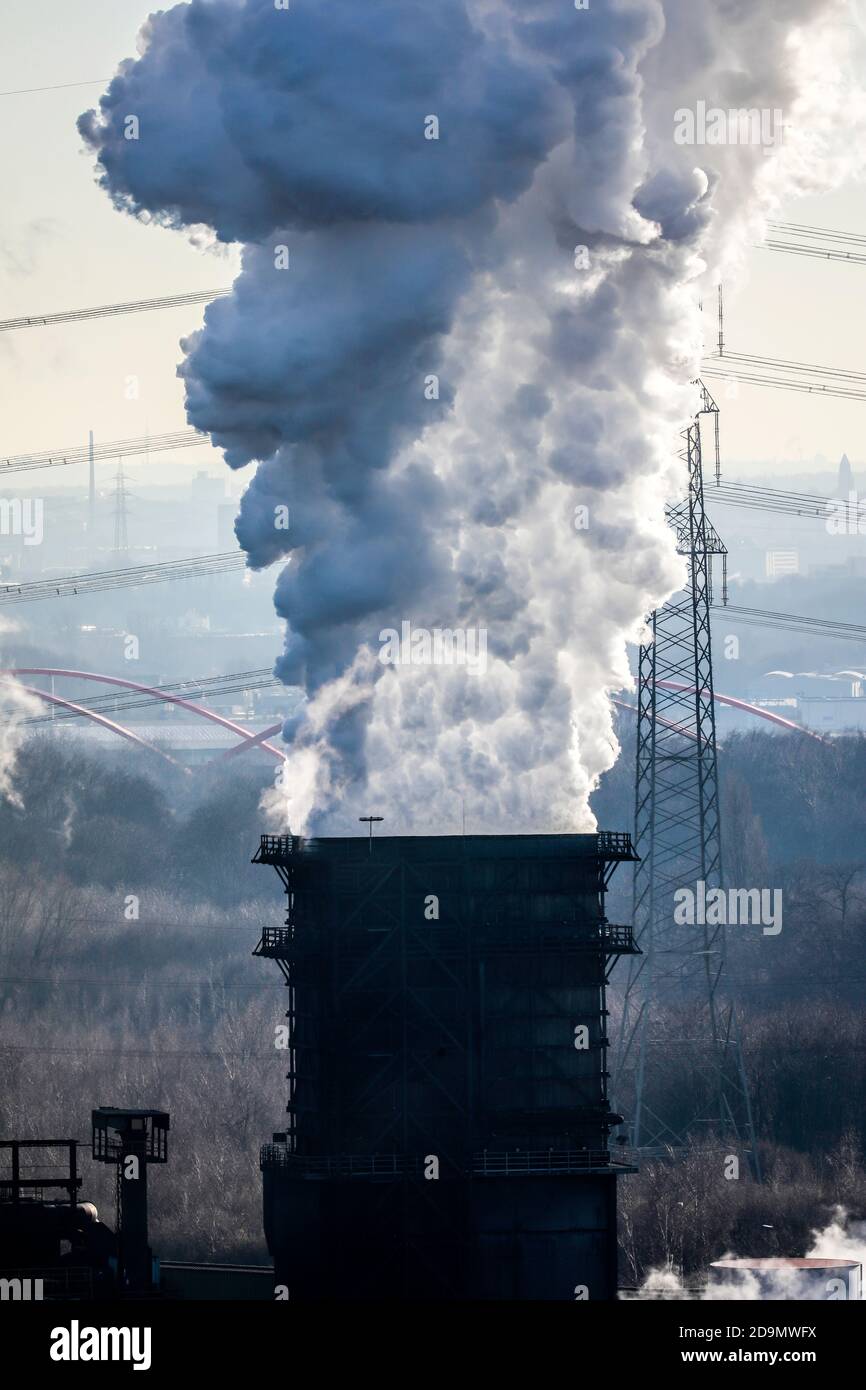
xmin=0 ymin=0 xmax=238 ymax=493
xmin=710 ymin=178 xmax=866 ymax=474
xmin=1 ymin=0 xmax=864 ymax=495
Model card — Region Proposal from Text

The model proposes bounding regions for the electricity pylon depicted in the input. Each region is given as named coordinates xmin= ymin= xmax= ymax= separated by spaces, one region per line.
xmin=613 ymin=384 xmax=760 ymax=1176
xmin=112 ymin=457 xmax=130 ymax=557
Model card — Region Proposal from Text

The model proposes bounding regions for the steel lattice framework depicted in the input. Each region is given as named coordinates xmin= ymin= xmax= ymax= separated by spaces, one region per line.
xmin=253 ymin=832 xmax=638 ymax=1300
xmin=613 ymin=386 xmax=759 ymax=1173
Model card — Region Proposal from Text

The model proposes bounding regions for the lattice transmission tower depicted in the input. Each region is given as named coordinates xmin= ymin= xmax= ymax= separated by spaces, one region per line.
xmin=112 ymin=456 xmax=130 ymax=556
xmin=613 ymin=383 xmax=760 ymax=1176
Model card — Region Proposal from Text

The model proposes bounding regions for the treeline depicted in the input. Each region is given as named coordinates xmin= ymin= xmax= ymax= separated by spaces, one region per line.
xmin=0 ymin=737 xmax=286 ymax=1260
xmin=596 ymin=722 xmax=866 ymax=873
xmin=0 ymin=736 xmax=275 ymax=905
xmin=596 ymin=728 xmax=866 ymax=1282
xmin=1 ymin=730 xmax=864 ymax=1272
xmin=619 ymin=1132 xmax=865 ymax=1287
xmin=0 ymin=873 xmax=282 ymax=1262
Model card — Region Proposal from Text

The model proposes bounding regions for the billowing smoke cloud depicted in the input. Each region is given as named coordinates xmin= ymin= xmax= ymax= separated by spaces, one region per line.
xmin=80 ymin=0 xmax=866 ymax=833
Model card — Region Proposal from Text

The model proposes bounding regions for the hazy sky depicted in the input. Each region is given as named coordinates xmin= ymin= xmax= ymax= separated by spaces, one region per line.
xmin=0 ymin=0 xmax=238 ymax=496
xmin=1 ymin=0 xmax=864 ymax=497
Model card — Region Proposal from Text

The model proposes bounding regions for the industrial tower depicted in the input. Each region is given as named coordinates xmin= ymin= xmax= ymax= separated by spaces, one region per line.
xmin=253 ymin=831 xmax=639 ymax=1300
xmin=613 ymin=385 xmax=759 ymax=1173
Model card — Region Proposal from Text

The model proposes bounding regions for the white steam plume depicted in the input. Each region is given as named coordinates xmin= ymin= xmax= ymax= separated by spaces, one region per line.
xmin=80 ymin=0 xmax=866 ymax=833
xmin=0 ymin=619 xmax=42 ymax=807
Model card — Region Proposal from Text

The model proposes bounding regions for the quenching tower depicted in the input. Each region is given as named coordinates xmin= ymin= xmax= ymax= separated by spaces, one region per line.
xmin=253 ymin=831 xmax=638 ymax=1300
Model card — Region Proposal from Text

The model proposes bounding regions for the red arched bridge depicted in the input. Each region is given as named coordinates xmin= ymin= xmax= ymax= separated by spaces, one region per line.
xmin=1 ymin=667 xmax=285 ymax=770
xmin=0 ymin=667 xmax=823 ymax=772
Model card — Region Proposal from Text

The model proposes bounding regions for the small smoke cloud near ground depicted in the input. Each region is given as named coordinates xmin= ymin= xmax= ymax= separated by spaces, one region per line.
xmin=626 ymin=1207 xmax=866 ymax=1300
xmin=79 ymin=0 xmax=866 ymax=833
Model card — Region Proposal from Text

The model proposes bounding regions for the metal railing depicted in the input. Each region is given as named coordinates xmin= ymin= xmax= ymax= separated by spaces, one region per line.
xmin=474 ymin=926 xmax=636 ymax=956
xmin=255 ymin=834 xmax=296 ymax=861
xmin=260 ymin=1148 xmax=427 ymax=1178
xmin=473 ymin=1150 xmax=617 ymax=1175
xmin=254 ymin=926 xmax=296 ymax=954
xmin=255 ymin=923 xmax=635 ymax=959
xmin=600 ymin=923 xmax=637 ymax=951
xmin=260 ymin=1147 xmax=630 ymax=1178
xmin=596 ymin=831 xmax=636 ymax=859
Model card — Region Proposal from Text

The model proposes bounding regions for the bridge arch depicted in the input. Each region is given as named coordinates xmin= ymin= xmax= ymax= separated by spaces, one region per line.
xmin=4 ymin=667 xmax=286 ymax=763
xmin=3 ymin=681 xmax=183 ymax=767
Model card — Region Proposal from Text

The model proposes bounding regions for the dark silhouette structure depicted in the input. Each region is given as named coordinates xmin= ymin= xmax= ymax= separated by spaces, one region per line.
xmin=0 ymin=1115 xmax=276 ymax=1302
xmin=0 ymin=1139 xmax=115 ymax=1299
xmin=253 ymin=831 xmax=638 ymax=1300
xmin=91 ymin=1108 xmax=169 ymax=1293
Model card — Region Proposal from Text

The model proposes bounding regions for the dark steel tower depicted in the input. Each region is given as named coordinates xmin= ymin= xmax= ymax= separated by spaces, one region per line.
xmin=253 ymin=831 xmax=638 ymax=1301
xmin=613 ymin=388 xmax=758 ymax=1169
xmin=91 ymin=1108 xmax=169 ymax=1292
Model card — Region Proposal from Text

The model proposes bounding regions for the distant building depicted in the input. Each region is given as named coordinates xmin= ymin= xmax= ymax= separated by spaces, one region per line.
xmin=837 ymin=452 xmax=854 ymax=495
xmin=765 ymin=549 xmax=799 ymax=579
xmin=190 ymin=471 xmax=226 ymax=505
xmin=218 ymin=503 xmax=238 ymax=550
xmin=798 ymin=697 xmax=866 ymax=735
xmin=725 ymin=535 xmax=765 ymax=584
xmin=48 ymin=721 xmax=284 ymax=766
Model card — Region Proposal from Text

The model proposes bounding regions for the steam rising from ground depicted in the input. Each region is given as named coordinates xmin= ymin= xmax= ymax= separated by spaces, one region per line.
xmin=80 ymin=0 xmax=866 ymax=833
xmin=627 ymin=1207 xmax=866 ymax=1300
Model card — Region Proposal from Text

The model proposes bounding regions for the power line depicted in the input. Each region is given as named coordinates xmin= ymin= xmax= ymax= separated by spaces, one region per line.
xmin=0 ymin=428 xmax=206 ymax=476
xmin=0 ymin=551 xmax=249 ymax=605
xmin=728 ymin=974 xmax=866 ymax=995
xmin=0 ymin=79 xmax=109 ymax=97
xmin=707 ymin=480 xmax=854 ymax=521
xmin=4 ymin=920 xmax=273 ymax=934
xmin=0 ymin=1045 xmax=274 ymax=1058
xmin=711 ymin=351 xmax=866 ymax=384
xmin=0 ymin=288 xmax=230 ymax=333
xmin=18 ymin=668 xmax=278 ymax=725
xmin=769 ymin=220 xmax=866 ymax=245
xmin=9 ymin=963 xmax=864 ymax=995
xmin=702 ymin=369 xmax=866 ymax=400
xmin=0 ymin=975 xmax=281 ymax=992
xmin=716 ymin=605 xmax=866 ymax=644
xmin=759 ymin=221 xmax=866 ymax=264
xmin=761 ymin=241 xmax=866 ymax=265
xmin=710 ymin=221 xmax=866 ymax=401
xmin=702 ymin=349 xmax=866 ymax=401
xmin=23 ymin=680 xmax=278 ymax=724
